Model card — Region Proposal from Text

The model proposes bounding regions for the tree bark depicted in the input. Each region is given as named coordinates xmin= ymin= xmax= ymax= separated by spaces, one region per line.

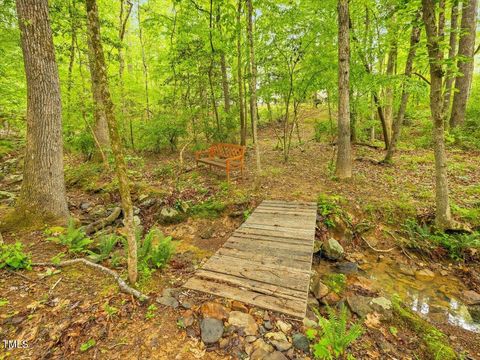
xmin=422 ymin=0 xmax=453 ymax=229
xmin=449 ymin=0 xmax=478 ymax=128
xmin=15 ymin=0 xmax=69 ymax=222
xmin=384 ymin=21 xmax=421 ymax=163
xmin=246 ymin=0 xmax=261 ymax=172
xmin=384 ymin=40 xmax=397 ymax=142
xmin=85 ymin=0 xmax=138 ymax=283
xmin=443 ymin=0 xmax=460 ymax=118
xmin=336 ymin=0 xmax=352 ymax=179
xmin=237 ymin=0 xmax=246 ymax=146
xmin=137 ymin=0 xmax=151 ymax=121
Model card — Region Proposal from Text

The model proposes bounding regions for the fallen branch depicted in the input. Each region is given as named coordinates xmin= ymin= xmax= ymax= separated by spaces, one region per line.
xmin=361 ymin=236 xmax=396 ymax=253
xmin=83 ymin=207 xmax=122 ymax=235
xmin=32 ymin=258 xmax=149 ymax=301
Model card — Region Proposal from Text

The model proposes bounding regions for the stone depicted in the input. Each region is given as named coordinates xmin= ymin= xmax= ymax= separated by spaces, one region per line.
xmin=271 ymin=340 xmax=292 ymax=352
xmin=307 ymin=294 xmax=320 ymax=309
xmin=467 ymin=305 xmax=480 ymax=322
xmin=252 ymin=338 xmax=274 ymax=353
xmin=303 ymin=317 xmax=317 ymax=328
xmin=311 ymin=278 xmax=329 ymax=300
xmin=398 ymin=264 xmax=416 ymax=277
xmin=200 ymin=227 xmax=215 ymax=239
xmin=228 ymin=311 xmax=258 ymax=335
xmin=232 ymin=300 xmax=249 ymax=312
xmin=158 ymin=207 xmax=184 ymax=224
xmin=180 ymin=300 xmax=192 ymax=309
xmin=462 ymin=290 xmax=480 ymax=305
xmin=347 ymin=295 xmax=373 ymax=317
xmin=250 ymin=349 xmax=270 ymax=360
xmin=276 ymin=320 xmax=292 ymax=334
xmin=334 ymin=261 xmax=358 ymax=274
xmin=200 ymin=318 xmax=224 ymax=344
xmin=265 ymin=331 xmax=288 ymax=342
xmin=80 ymin=202 xmax=93 ymax=211
xmin=370 ymin=297 xmax=392 ymax=312
xmin=200 ymin=302 xmax=229 ymax=320
xmin=219 ymin=338 xmax=230 ymax=349
xmin=180 ymin=310 xmax=194 ymax=327
xmin=264 ymin=351 xmax=289 ymax=360
xmin=245 ymin=335 xmax=257 ymax=343
xmin=415 ymin=268 xmax=435 ymax=281
xmin=321 ymin=292 xmax=341 ymax=306
xmin=264 ymin=320 xmax=274 ymax=330
xmin=313 ymin=239 xmax=322 ymax=253
xmin=292 ymin=333 xmax=310 ymax=352
xmin=156 ymin=295 xmax=179 ymax=309
xmin=322 ymin=238 xmax=344 ymax=260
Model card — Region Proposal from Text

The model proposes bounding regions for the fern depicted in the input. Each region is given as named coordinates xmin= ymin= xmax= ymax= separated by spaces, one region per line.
xmin=309 ymin=305 xmax=363 ymax=360
xmin=137 ymin=227 xmax=175 ymax=276
xmin=47 ymin=219 xmax=93 ymax=254
xmin=88 ymin=234 xmax=120 ymax=263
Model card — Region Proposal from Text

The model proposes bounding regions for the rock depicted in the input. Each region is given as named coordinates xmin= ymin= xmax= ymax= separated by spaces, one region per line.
xmin=307 ymin=294 xmax=320 ymax=309
xmin=156 ymin=295 xmax=179 ymax=309
xmin=467 ymin=305 xmax=480 ymax=322
xmin=415 ymin=268 xmax=435 ymax=281
xmin=351 ymin=276 xmax=375 ymax=293
xmin=462 ymin=290 xmax=480 ymax=305
xmin=133 ymin=215 xmax=141 ymax=227
xmin=232 ymin=300 xmax=249 ymax=312
xmin=228 ymin=311 xmax=258 ymax=335
xmin=276 ymin=320 xmax=292 ymax=334
xmin=251 ymin=338 xmax=274 ymax=354
xmin=264 ymin=351 xmax=289 ymax=360
xmin=180 ymin=310 xmax=194 ymax=327
xmin=292 ymin=333 xmax=310 ymax=352
xmin=80 ymin=202 xmax=93 ymax=211
xmin=264 ymin=320 xmax=274 ymax=330
xmin=158 ymin=207 xmax=185 ymax=224
xmin=370 ymin=297 xmax=392 ymax=312
xmin=200 ymin=318 xmax=224 ymax=344
xmin=313 ymin=240 xmax=322 ymax=253
xmin=245 ymin=335 xmax=257 ymax=343
xmin=265 ymin=332 xmax=291 ymax=351
xmin=321 ymin=292 xmax=341 ymax=306
xmin=140 ymin=198 xmax=156 ymax=208
xmin=398 ymin=264 xmax=416 ymax=276
xmin=250 ymin=349 xmax=270 ymax=360
xmin=265 ymin=331 xmax=288 ymax=342
xmin=200 ymin=227 xmax=215 ymax=239
xmin=180 ymin=300 xmax=192 ymax=309
xmin=322 ymin=238 xmax=344 ymax=260
xmin=270 ymin=340 xmax=292 ymax=352
xmin=311 ymin=278 xmax=329 ymax=300
xmin=347 ymin=295 xmax=373 ymax=317
xmin=200 ymin=302 xmax=229 ymax=320
xmin=219 ymin=337 xmax=230 ymax=349
xmin=303 ymin=317 xmax=317 ymax=328
xmin=334 ymin=261 xmax=358 ymax=274
xmin=89 ymin=204 xmax=107 ymax=217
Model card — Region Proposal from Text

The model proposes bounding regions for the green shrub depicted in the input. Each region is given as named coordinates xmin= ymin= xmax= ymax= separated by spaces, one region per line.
xmin=323 ymin=273 xmax=347 ymax=294
xmin=0 ymin=242 xmax=31 ymax=270
xmin=88 ymin=234 xmax=121 ymax=263
xmin=64 ymin=129 xmax=96 ymax=160
xmin=47 ymin=219 xmax=93 ymax=254
xmin=317 ymin=194 xmax=342 ymax=228
xmin=306 ymin=305 xmax=363 ymax=360
xmin=190 ymin=200 xmax=226 ymax=219
xmin=137 ymin=227 xmax=175 ymax=277
xmin=314 ymin=120 xmax=336 ymax=142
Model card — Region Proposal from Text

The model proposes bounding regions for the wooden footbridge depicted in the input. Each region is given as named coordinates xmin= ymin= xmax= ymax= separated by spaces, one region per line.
xmin=183 ymin=200 xmax=317 ymax=318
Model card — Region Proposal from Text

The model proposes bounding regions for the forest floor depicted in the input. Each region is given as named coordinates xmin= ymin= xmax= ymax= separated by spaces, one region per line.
xmin=1 ymin=108 xmax=480 ymax=359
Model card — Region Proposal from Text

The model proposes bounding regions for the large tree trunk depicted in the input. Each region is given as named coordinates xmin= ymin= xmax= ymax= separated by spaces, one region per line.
xmin=336 ymin=0 xmax=352 ymax=179
xmin=443 ymin=0 xmax=460 ymax=118
xmin=246 ymin=0 xmax=261 ymax=172
xmin=384 ymin=21 xmax=421 ymax=163
xmin=237 ymin=0 xmax=246 ymax=146
xmin=85 ymin=0 xmax=137 ymax=283
xmin=15 ymin=0 xmax=69 ymax=222
xmin=422 ymin=0 xmax=453 ymax=229
xmin=449 ymin=0 xmax=478 ymax=128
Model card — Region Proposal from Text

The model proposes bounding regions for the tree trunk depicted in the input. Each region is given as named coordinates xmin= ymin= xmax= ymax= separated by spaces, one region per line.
xmin=336 ymin=0 xmax=352 ymax=179
xmin=85 ymin=0 xmax=137 ymax=283
xmin=443 ymin=0 xmax=460 ymax=118
xmin=422 ymin=0 xmax=453 ymax=229
xmin=449 ymin=0 xmax=478 ymax=128
xmin=15 ymin=0 xmax=69 ymax=223
xmin=137 ymin=0 xmax=151 ymax=121
xmin=384 ymin=21 xmax=421 ymax=163
xmin=384 ymin=40 xmax=397 ymax=142
xmin=246 ymin=0 xmax=261 ymax=172
xmin=237 ymin=0 xmax=246 ymax=146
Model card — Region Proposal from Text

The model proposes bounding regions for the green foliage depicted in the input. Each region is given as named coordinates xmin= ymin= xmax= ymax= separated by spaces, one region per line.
xmin=145 ymin=304 xmax=158 ymax=320
xmin=103 ymin=302 xmax=119 ymax=319
xmin=306 ymin=305 xmax=363 ymax=360
xmin=135 ymin=114 xmax=187 ymax=152
xmin=322 ymin=273 xmax=347 ymax=294
xmin=402 ymin=219 xmax=480 ymax=261
xmin=314 ymin=120 xmax=336 ymax=143
xmin=79 ymin=339 xmax=96 ymax=352
xmin=64 ymin=162 xmax=102 ymax=190
xmin=88 ymin=234 xmax=121 ymax=263
xmin=64 ymin=129 xmax=95 ymax=160
xmin=317 ymin=194 xmax=342 ymax=228
xmin=0 ymin=242 xmax=31 ymax=270
xmin=189 ymin=200 xmax=226 ymax=219
xmin=0 ymin=298 xmax=8 ymax=307
xmin=47 ymin=219 xmax=93 ymax=254
xmin=137 ymin=227 xmax=175 ymax=277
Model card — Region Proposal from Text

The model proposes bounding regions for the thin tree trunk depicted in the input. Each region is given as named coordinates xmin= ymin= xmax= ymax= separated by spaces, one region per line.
xmin=137 ymin=0 xmax=151 ymax=121
xmin=384 ymin=21 xmax=421 ymax=163
xmin=237 ymin=0 xmax=246 ymax=146
xmin=85 ymin=0 xmax=137 ymax=283
xmin=336 ymin=0 xmax=352 ymax=179
xmin=66 ymin=0 xmax=76 ymax=122
xmin=384 ymin=40 xmax=397 ymax=142
xmin=246 ymin=0 xmax=261 ymax=171
xmin=15 ymin=0 xmax=69 ymax=222
xmin=443 ymin=0 xmax=460 ymax=119
xmin=449 ymin=0 xmax=478 ymax=128
xmin=422 ymin=0 xmax=453 ymax=229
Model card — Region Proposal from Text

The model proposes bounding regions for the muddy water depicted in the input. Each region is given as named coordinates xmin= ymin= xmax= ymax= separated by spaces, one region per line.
xmin=314 ymin=257 xmax=480 ymax=333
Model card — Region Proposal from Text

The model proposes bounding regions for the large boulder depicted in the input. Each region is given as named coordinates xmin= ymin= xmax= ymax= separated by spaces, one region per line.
xmin=322 ymin=238 xmax=344 ymax=260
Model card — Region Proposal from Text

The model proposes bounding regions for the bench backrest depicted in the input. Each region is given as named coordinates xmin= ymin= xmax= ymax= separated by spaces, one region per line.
xmin=210 ymin=143 xmax=245 ymax=159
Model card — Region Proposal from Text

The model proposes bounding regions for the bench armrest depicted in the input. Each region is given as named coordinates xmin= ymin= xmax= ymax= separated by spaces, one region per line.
xmin=195 ymin=149 xmax=212 ymax=161
xmin=225 ymin=154 xmax=244 ymax=169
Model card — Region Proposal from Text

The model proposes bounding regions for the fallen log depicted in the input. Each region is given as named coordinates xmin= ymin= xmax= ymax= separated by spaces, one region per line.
xmin=32 ymin=258 xmax=148 ymax=301
xmin=83 ymin=206 xmax=122 ymax=235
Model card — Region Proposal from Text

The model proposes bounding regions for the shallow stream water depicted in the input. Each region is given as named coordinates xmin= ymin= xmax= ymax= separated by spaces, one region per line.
xmin=314 ymin=257 xmax=480 ymax=333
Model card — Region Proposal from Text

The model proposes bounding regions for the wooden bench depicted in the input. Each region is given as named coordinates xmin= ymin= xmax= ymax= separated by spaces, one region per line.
xmin=195 ymin=143 xmax=246 ymax=182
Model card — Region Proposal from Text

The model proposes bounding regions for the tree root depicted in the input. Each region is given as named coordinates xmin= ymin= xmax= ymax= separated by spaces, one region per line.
xmin=360 ymin=235 xmax=396 ymax=253
xmin=32 ymin=258 xmax=149 ymax=302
